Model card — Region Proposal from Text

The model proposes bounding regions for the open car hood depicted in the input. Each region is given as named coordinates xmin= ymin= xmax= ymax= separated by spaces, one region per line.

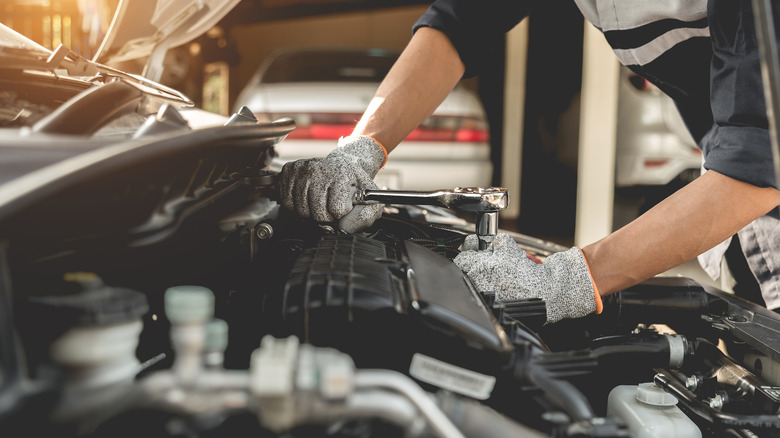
xmin=93 ymin=0 xmax=240 ymax=79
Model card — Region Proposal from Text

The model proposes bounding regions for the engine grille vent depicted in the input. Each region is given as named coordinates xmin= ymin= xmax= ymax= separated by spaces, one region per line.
xmin=282 ymin=235 xmax=401 ymax=340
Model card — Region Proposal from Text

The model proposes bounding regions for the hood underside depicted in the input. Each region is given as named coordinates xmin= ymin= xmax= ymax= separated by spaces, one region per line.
xmin=94 ymin=0 xmax=240 ymax=70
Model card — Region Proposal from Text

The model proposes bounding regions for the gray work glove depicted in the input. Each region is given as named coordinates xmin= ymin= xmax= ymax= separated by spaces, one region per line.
xmin=454 ymin=233 xmax=601 ymax=324
xmin=279 ymin=135 xmax=386 ymax=233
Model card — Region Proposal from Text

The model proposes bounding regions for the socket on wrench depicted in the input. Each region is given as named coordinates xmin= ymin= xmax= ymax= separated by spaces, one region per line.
xmin=354 ymin=187 xmax=509 ymax=250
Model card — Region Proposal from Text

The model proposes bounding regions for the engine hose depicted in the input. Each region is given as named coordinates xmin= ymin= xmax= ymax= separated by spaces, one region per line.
xmin=525 ymin=361 xmax=596 ymax=422
xmin=654 ymin=372 xmax=780 ymax=430
xmin=588 ymin=334 xmax=690 ymax=370
xmin=530 ymin=334 xmax=689 ymax=380
xmin=435 ymin=391 xmax=548 ymax=438
xmin=515 ymin=334 xmax=690 ymax=422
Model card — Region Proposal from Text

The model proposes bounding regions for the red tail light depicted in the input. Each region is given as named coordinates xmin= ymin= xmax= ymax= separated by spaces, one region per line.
xmin=409 ymin=115 xmax=490 ymax=142
xmin=259 ymin=113 xmax=358 ymax=140
xmin=259 ymin=112 xmax=489 ymax=143
xmin=286 ymin=124 xmax=354 ymax=140
xmin=643 ymin=159 xmax=669 ymax=168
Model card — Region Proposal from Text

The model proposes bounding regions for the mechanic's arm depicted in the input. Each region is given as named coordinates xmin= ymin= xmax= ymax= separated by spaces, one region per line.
xmin=583 ymin=170 xmax=780 ymax=296
xmin=352 ymin=27 xmax=465 ymax=152
xmin=279 ymin=27 xmax=465 ymax=232
xmin=455 ymin=170 xmax=779 ymax=324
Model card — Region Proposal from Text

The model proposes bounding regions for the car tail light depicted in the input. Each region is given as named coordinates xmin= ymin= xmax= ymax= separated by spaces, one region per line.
xmin=256 ymin=113 xmax=357 ymax=140
xmin=643 ymin=159 xmax=669 ymax=168
xmin=408 ymin=115 xmax=490 ymax=143
xmin=259 ymin=112 xmax=489 ymax=143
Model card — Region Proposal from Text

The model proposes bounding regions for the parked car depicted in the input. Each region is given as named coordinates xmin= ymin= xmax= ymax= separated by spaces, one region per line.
xmin=612 ymin=66 xmax=704 ymax=226
xmin=615 ymin=66 xmax=702 ymax=190
xmin=5 ymin=9 xmax=780 ymax=438
xmin=235 ymin=47 xmax=493 ymax=189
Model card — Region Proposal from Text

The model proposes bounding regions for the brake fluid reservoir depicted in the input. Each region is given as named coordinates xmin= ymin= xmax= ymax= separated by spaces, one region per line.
xmin=607 ymin=383 xmax=701 ymax=438
xmin=43 ymin=275 xmax=149 ymax=387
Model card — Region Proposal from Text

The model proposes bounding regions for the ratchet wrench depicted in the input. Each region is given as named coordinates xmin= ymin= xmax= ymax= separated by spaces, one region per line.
xmin=354 ymin=187 xmax=509 ymax=250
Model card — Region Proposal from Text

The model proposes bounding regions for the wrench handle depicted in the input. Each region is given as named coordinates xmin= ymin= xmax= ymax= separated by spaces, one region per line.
xmin=357 ymin=189 xmax=452 ymax=208
xmin=356 ymin=187 xmax=508 ymax=212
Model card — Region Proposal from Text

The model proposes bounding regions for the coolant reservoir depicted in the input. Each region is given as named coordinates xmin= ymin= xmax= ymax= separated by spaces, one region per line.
xmin=607 ymin=382 xmax=701 ymax=438
xmin=43 ymin=274 xmax=149 ymax=387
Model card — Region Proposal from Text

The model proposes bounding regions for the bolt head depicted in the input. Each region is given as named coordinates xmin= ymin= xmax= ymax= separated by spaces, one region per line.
xmin=255 ymin=223 xmax=273 ymax=240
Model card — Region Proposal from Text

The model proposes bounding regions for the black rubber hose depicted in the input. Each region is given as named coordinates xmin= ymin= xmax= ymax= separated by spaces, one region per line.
xmin=532 ymin=334 xmax=689 ymax=380
xmin=32 ymin=80 xmax=143 ymax=135
xmin=524 ymin=361 xmax=596 ymax=422
xmin=684 ymin=337 xmax=729 ymax=378
xmin=588 ymin=334 xmax=690 ymax=370
xmin=508 ymin=333 xmax=696 ymax=426
xmin=516 ymin=334 xmax=691 ymax=423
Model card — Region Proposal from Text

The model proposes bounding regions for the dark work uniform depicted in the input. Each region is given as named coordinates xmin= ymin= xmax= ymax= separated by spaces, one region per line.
xmin=414 ymin=0 xmax=780 ymax=308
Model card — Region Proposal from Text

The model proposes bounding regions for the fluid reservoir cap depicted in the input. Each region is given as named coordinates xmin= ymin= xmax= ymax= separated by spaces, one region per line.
xmin=205 ymin=318 xmax=229 ymax=352
xmin=165 ymin=286 xmax=215 ymax=324
xmin=636 ymin=382 xmax=678 ymax=407
xmin=28 ymin=274 xmax=148 ymax=327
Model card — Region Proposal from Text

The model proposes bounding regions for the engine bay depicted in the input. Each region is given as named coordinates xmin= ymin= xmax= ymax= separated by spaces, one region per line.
xmin=4 ymin=111 xmax=780 ymax=438
xmin=2 ymin=50 xmax=780 ymax=436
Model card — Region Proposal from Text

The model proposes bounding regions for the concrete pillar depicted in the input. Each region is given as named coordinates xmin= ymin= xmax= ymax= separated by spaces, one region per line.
xmin=500 ymin=19 xmax=529 ymax=220
xmin=574 ymin=21 xmax=620 ymax=247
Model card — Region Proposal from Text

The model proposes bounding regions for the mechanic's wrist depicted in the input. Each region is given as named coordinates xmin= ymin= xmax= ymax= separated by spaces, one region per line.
xmin=335 ymin=135 xmax=388 ymax=171
xmin=577 ymin=247 xmax=603 ymax=314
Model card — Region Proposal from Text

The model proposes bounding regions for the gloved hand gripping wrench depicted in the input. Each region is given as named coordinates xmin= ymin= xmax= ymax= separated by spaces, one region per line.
xmin=355 ymin=187 xmax=509 ymax=250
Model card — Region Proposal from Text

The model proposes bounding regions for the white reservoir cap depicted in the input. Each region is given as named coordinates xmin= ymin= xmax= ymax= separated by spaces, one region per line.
xmin=205 ymin=318 xmax=229 ymax=352
xmin=165 ymin=285 xmax=215 ymax=324
xmin=636 ymin=382 xmax=678 ymax=407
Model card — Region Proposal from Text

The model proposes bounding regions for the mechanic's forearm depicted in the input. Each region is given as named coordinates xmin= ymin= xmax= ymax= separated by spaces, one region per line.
xmin=352 ymin=27 xmax=465 ymax=152
xmin=582 ymin=171 xmax=780 ymax=296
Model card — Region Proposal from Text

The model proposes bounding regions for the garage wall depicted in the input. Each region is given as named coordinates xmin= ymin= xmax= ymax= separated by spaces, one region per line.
xmin=228 ymin=5 xmax=428 ymax=110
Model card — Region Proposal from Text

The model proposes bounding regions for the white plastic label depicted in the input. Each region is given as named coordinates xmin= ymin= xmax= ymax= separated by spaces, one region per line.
xmin=409 ymin=353 xmax=496 ymax=400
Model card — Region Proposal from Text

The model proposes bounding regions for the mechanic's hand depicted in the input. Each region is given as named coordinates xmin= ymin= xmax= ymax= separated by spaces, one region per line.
xmin=454 ymin=233 xmax=602 ymax=324
xmin=279 ymin=135 xmax=387 ymax=233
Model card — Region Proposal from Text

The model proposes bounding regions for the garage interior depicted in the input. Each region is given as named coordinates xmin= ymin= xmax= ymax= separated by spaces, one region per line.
xmin=221 ymin=0 xmax=614 ymax=249
xmin=2 ymin=0 xmax=676 ymax=255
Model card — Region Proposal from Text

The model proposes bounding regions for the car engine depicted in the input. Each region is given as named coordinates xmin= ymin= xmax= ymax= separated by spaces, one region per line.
xmin=4 ymin=45 xmax=780 ymax=438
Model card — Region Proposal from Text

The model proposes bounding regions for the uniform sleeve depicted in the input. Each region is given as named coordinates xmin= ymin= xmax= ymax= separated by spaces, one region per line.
xmin=703 ymin=0 xmax=779 ymax=188
xmin=412 ymin=0 xmax=538 ymax=78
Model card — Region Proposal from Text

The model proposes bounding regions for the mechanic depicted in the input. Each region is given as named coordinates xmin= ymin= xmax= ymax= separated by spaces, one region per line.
xmin=279 ymin=0 xmax=780 ymax=324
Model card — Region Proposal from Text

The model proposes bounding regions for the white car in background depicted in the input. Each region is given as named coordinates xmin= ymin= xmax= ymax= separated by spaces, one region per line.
xmin=615 ymin=66 xmax=702 ymax=191
xmin=235 ymin=47 xmax=492 ymax=190
xmin=612 ymin=66 xmax=704 ymax=223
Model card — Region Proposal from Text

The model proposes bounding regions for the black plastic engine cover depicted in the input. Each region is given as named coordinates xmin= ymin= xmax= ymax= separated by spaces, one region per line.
xmin=266 ymin=234 xmax=514 ymax=396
